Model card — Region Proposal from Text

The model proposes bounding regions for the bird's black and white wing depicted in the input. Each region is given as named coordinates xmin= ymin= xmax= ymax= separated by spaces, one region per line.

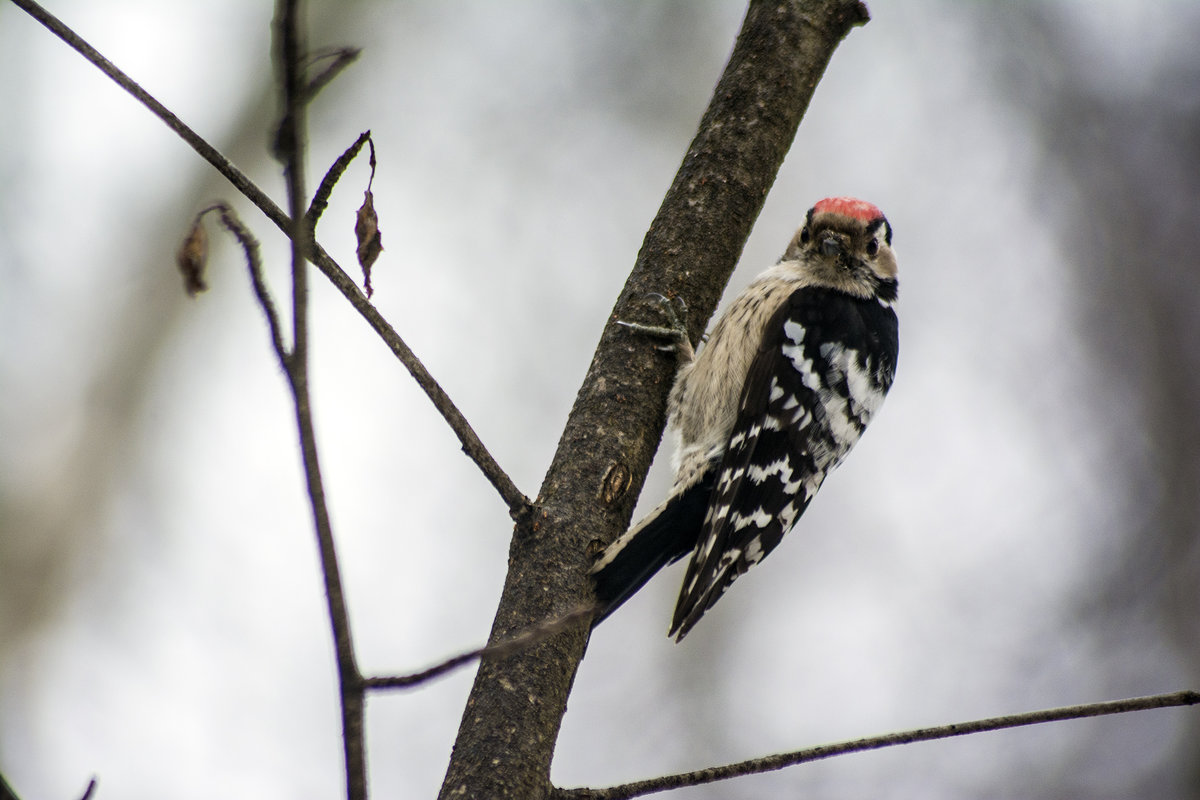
xmin=669 ymin=284 xmax=898 ymax=638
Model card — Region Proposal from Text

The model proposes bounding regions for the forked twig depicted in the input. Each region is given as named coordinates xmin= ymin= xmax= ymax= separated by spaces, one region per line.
xmin=9 ymin=0 xmax=532 ymax=523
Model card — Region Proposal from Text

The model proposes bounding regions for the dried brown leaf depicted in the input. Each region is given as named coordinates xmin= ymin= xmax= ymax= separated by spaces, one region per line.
xmin=355 ymin=189 xmax=382 ymax=297
xmin=177 ymin=217 xmax=209 ymax=296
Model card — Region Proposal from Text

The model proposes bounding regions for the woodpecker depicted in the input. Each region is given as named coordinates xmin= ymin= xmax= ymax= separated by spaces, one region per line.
xmin=592 ymin=197 xmax=899 ymax=640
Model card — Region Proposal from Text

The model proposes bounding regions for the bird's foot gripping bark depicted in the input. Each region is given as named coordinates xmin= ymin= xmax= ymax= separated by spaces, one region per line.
xmin=616 ymin=293 xmax=694 ymax=361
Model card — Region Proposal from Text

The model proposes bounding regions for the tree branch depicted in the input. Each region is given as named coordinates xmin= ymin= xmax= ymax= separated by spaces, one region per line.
xmin=8 ymin=0 xmax=532 ymax=523
xmin=553 ymin=690 xmax=1200 ymax=799
xmin=362 ymin=605 xmax=594 ymax=691
xmin=198 ymin=203 xmax=288 ymax=358
xmin=438 ymin=2 xmax=870 ymax=798
xmin=307 ymin=130 xmax=371 ymax=230
xmin=0 ymin=771 xmax=21 ymax=800
xmin=270 ymin=3 xmax=367 ymax=799
xmin=303 ymin=46 xmax=361 ymax=104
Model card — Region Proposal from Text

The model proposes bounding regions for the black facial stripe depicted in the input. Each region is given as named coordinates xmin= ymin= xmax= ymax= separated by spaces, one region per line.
xmin=865 ymin=217 xmax=892 ymax=244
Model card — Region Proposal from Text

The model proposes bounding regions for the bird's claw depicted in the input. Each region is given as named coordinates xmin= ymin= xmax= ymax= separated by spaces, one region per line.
xmin=646 ymin=293 xmax=688 ymax=331
xmin=616 ymin=293 xmax=694 ymax=358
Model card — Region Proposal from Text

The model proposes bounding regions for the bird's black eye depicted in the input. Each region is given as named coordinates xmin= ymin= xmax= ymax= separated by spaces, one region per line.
xmin=799 ymin=227 xmax=810 ymax=245
xmin=866 ymin=238 xmax=879 ymax=257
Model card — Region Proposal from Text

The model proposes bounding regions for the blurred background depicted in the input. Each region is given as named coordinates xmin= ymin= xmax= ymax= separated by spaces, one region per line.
xmin=2 ymin=1 xmax=1198 ymax=798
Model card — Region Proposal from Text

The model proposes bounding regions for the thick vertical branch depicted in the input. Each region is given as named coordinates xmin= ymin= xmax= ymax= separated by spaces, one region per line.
xmin=437 ymin=2 xmax=869 ymax=799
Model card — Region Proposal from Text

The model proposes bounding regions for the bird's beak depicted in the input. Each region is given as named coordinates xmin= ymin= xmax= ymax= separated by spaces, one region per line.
xmin=819 ymin=233 xmax=843 ymax=259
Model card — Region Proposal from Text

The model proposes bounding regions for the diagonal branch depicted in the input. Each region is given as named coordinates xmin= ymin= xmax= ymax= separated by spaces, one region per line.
xmin=553 ymin=690 xmax=1200 ymax=799
xmin=9 ymin=0 xmax=532 ymax=523
xmin=0 ymin=771 xmax=23 ymax=800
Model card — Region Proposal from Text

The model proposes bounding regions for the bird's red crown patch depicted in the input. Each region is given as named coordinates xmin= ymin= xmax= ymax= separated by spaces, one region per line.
xmin=813 ymin=196 xmax=884 ymax=221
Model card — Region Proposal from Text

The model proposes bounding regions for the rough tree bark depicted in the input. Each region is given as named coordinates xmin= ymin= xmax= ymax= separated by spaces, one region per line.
xmin=437 ymin=2 xmax=870 ymax=798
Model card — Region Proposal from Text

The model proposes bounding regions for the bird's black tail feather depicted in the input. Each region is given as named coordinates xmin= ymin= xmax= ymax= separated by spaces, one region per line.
xmin=591 ymin=471 xmax=715 ymax=627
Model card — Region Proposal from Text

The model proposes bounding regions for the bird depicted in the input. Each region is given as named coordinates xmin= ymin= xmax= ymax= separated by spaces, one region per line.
xmin=591 ymin=197 xmax=899 ymax=640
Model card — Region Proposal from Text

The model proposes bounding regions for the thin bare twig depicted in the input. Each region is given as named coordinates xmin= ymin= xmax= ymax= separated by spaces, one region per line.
xmin=307 ymin=130 xmax=371 ymax=229
xmin=9 ymin=0 xmax=532 ymax=523
xmin=198 ymin=203 xmax=288 ymax=358
xmin=554 ymin=690 xmax=1200 ymax=800
xmin=304 ymin=47 xmax=362 ymax=104
xmin=272 ymin=3 xmax=367 ymax=799
xmin=363 ymin=605 xmax=595 ymax=691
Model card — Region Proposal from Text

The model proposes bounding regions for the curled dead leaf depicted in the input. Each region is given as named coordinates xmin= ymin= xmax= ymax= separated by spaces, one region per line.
xmin=177 ymin=217 xmax=209 ymax=296
xmin=355 ymin=189 xmax=383 ymax=297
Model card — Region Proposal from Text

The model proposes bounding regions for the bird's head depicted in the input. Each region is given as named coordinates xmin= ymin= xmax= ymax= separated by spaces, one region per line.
xmin=783 ymin=197 xmax=898 ymax=303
